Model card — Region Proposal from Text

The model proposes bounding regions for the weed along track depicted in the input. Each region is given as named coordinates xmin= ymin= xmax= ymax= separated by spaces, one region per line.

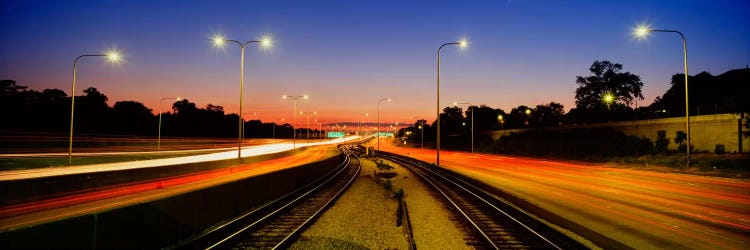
xmin=174 ymin=145 xmax=361 ymax=249
xmin=377 ymin=150 xmax=587 ymax=250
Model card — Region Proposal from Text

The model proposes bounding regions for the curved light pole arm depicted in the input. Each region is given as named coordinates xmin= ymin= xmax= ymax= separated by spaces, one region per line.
xmin=158 ymin=97 xmax=178 ymax=151
xmin=223 ymin=39 xmax=263 ymax=160
xmin=652 ymin=29 xmax=690 ymax=165
xmin=436 ymin=42 xmax=461 ymax=167
xmin=69 ymin=54 xmax=106 ymax=166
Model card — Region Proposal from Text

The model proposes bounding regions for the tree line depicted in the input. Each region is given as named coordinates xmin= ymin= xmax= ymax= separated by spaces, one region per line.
xmin=0 ymin=80 xmax=322 ymax=138
xmin=2 ymin=61 xmax=748 ymax=140
xmin=397 ymin=61 xmax=749 ymax=150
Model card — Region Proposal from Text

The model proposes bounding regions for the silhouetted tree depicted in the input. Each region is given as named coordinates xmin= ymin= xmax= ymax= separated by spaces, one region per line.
xmin=650 ymin=69 xmax=750 ymax=117
xmin=76 ymin=87 xmax=113 ymax=133
xmin=534 ymin=102 xmax=565 ymax=127
xmin=112 ymin=101 xmax=154 ymax=134
xmin=506 ymin=105 xmax=533 ymax=128
xmin=575 ymin=60 xmax=644 ymax=109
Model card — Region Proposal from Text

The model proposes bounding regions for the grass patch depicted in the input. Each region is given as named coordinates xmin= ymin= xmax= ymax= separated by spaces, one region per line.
xmin=603 ymin=153 xmax=750 ymax=178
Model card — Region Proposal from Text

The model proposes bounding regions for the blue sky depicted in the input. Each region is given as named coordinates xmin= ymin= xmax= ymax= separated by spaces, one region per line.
xmin=1 ymin=0 xmax=748 ymax=124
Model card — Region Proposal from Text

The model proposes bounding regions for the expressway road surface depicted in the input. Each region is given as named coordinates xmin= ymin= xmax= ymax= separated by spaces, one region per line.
xmin=374 ymin=140 xmax=750 ymax=249
xmin=0 ymin=136 xmax=288 ymax=155
xmin=0 ymin=145 xmax=340 ymax=231
xmin=0 ymin=136 xmax=357 ymax=181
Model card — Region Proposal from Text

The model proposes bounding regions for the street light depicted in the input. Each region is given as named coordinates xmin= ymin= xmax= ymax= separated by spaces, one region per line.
xmin=283 ymin=95 xmax=308 ymax=148
xmin=68 ymin=50 xmax=122 ymax=166
xmin=157 ymin=96 xmax=181 ymax=151
xmin=377 ymin=98 xmax=391 ymax=150
xmin=454 ymin=102 xmax=475 ymax=153
xmin=300 ymin=111 xmax=316 ymax=142
xmin=360 ymin=113 xmax=369 ymax=136
xmin=497 ymin=114 xmax=504 ymax=129
xmin=212 ymin=34 xmax=272 ymax=160
xmin=603 ymin=93 xmax=615 ymax=110
xmin=436 ymin=39 xmax=467 ymax=166
xmin=411 ymin=116 xmax=425 ymax=149
xmin=633 ymin=24 xmax=692 ymax=166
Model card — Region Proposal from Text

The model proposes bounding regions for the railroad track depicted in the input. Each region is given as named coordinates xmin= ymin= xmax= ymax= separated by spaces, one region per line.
xmin=377 ymin=151 xmax=587 ymax=250
xmin=174 ymin=145 xmax=361 ymax=249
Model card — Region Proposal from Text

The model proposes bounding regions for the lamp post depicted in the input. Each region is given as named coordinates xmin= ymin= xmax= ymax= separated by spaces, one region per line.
xmin=283 ymin=95 xmax=308 ymax=148
xmin=360 ymin=113 xmax=369 ymax=136
xmin=436 ymin=39 xmax=468 ymax=166
xmin=603 ymin=93 xmax=615 ymax=110
xmin=498 ymin=114 xmax=504 ymax=129
xmin=454 ymin=102 xmax=474 ymax=153
xmin=68 ymin=50 xmax=122 ymax=166
xmin=634 ymin=24 xmax=691 ymax=166
xmin=377 ymin=98 xmax=391 ymax=150
xmin=212 ymin=34 xmax=272 ymax=160
xmin=274 ymin=118 xmax=284 ymax=139
xmin=157 ymin=97 xmax=180 ymax=151
xmin=410 ymin=116 xmax=425 ymax=149
xmin=300 ymin=111 xmax=316 ymax=142
xmin=525 ymin=108 xmax=532 ymax=127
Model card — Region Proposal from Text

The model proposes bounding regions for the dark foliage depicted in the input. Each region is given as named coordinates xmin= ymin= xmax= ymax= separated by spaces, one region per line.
xmin=493 ymin=128 xmax=653 ymax=158
xmin=0 ymin=81 xmax=303 ymax=138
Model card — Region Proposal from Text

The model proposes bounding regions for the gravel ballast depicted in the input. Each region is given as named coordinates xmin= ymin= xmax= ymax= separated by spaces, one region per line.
xmin=290 ymin=156 xmax=470 ymax=249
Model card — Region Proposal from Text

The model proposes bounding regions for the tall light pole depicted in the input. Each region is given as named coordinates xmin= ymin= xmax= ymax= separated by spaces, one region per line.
xmin=212 ymin=34 xmax=272 ymax=160
xmin=69 ymin=50 xmax=122 ymax=166
xmin=454 ymin=102 xmax=474 ymax=153
xmin=436 ymin=39 xmax=468 ymax=167
xmin=377 ymin=98 xmax=391 ymax=150
xmin=634 ymin=24 xmax=691 ymax=166
xmin=498 ymin=114 xmax=504 ymax=129
xmin=300 ymin=111 xmax=316 ymax=141
xmin=157 ymin=97 xmax=180 ymax=151
xmin=360 ymin=113 xmax=369 ymax=135
xmin=283 ymin=95 xmax=308 ymax=148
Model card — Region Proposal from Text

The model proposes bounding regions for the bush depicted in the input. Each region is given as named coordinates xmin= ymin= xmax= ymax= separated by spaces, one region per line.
xmin=655 ymin=130 xmax=670 ymax=155
xmin=393 ymin=188 xmax=404 ymax=200
xmin=678 ymin=144 xmax=688 ymax=154
xmin=384 ymin=180 xmax=392 ymax=191
xmin=375 ymin=159 xmax=394 ymax=170
xmin=715 ymin=144 xmax=726 ymax=155
xmin=491 ymin=127 xmax=655 ymax=158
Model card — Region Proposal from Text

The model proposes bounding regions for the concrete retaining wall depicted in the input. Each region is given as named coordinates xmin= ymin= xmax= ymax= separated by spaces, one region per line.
xmin=486 ymin=114 xmax=748 ymax=153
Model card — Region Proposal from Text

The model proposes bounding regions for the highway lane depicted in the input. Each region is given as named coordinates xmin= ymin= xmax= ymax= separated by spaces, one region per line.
xmin=374 ymin=140 xmax=750 ymax=249
xmin=0 ymin=136 xmax=358 ymax=181
xmin=0 ymin=145 xmax=340 ymax=231
xmin=0 ymin=138 xmax=302 ymax=157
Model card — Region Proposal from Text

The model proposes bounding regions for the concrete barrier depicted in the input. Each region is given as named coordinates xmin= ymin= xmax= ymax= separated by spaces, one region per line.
xmin=486 ymin=114 xmax=748 ymax=153
xmin=0 ymin=154 xmax=342 ymax=249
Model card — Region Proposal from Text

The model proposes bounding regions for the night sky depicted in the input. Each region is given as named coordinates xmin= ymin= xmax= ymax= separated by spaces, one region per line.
xmin=1 ymin=0 xmax=748 ymax=125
